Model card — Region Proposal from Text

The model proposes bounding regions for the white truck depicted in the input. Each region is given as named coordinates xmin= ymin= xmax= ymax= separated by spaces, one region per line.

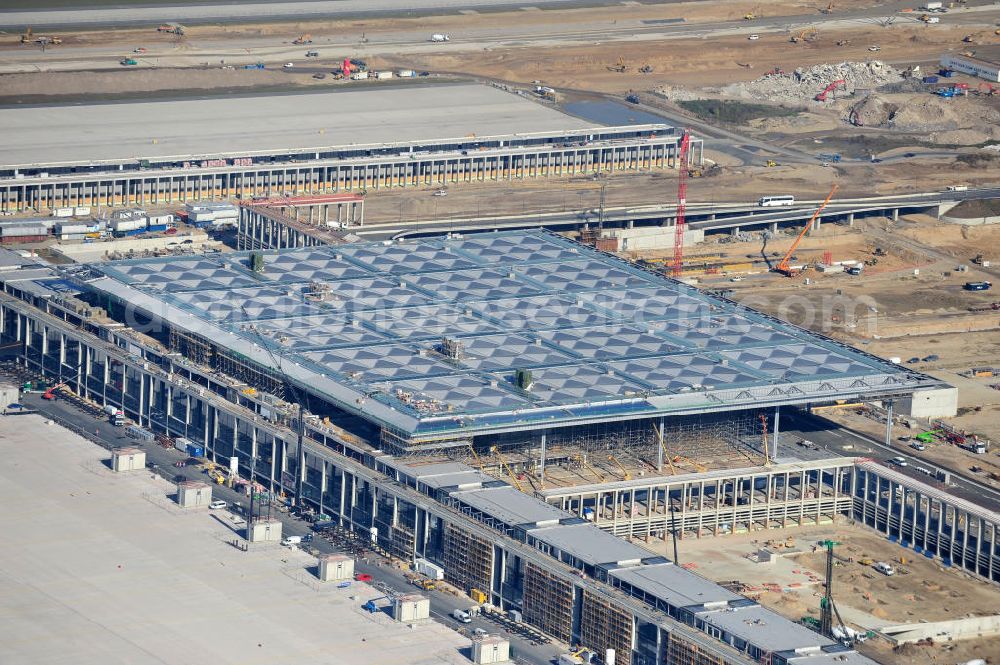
xmin=103 ymin=404 xmax=125 ymax=426
xmin=923 ymin=1 xmax=942 ymax=9
xmin=429 ymin=34 xmax=450 ymax=42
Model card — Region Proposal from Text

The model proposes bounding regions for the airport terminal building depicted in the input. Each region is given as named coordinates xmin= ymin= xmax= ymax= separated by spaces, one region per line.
xmin=3 ymin=230 xmax=991 ymax=665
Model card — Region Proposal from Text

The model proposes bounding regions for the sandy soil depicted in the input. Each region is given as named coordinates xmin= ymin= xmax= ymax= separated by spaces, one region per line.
xmin=644 ymin=522 xmax=999 ymax=665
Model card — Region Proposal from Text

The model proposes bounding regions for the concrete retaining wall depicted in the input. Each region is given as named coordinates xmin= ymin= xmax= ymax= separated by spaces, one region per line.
xmin=881 ymin=614 xmax=1000 ymax=644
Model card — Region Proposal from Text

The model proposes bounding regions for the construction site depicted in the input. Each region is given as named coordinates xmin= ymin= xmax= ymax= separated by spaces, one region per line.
xmin=1 ymin=1 xmax=998 ymax=665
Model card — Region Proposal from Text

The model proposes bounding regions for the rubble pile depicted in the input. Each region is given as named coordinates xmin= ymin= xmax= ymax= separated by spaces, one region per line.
xmin=723 ymin=60 xmax=904 ymax=103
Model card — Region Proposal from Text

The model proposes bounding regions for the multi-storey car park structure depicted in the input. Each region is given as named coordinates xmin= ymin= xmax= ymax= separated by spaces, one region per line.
xmin=0 ymin=85 xmax=701 ymax=214
xmin=1 ymin=231 xmax=995 ymax=665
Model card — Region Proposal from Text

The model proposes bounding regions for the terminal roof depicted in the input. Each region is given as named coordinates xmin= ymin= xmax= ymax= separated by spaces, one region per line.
xmin=82 ymin=230 xmax=943 ymax=439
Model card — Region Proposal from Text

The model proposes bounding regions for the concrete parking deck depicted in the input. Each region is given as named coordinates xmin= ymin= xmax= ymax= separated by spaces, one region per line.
xmin=0 ymin=415 xmax=468 ymax=665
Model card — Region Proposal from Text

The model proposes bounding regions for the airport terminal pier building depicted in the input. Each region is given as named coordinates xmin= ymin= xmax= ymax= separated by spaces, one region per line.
xmin=0 ymin=86 xmax=701 ymax=213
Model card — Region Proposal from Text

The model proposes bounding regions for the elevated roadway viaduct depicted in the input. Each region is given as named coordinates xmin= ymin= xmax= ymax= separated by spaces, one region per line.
xmin=351 ymin=187 xmax=1000 ymax=242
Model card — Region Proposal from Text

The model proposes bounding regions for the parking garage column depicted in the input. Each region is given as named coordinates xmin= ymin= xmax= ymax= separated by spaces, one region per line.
xmin=539 ymin=430 xmax=547 ymax=488
xmin=772 ymin=407 xmax=780 ymax=461
xmin=884 ymin=400 xmax=894 ymax=448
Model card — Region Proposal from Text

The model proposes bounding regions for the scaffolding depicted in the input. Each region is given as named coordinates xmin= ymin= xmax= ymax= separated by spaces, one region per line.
xmin=443 ymin=523 xmax=493 ymax=594
xmin=580 ymin=590 xmax=634 ymax=665
xmin=522 ymin=562 xmax=575 ymax=644
xmin=665 ymin=631 xmax=729 ymax=665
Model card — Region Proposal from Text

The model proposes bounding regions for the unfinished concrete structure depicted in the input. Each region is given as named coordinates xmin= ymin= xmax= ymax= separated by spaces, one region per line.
xmin=0 ymin=230 xmax=983 ymax=665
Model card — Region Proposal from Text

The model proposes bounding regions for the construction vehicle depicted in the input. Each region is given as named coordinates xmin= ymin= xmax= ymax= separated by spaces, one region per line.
xmin=962 ymin=34 xmax=975 ymax=42
xmin=638 ymin=64 xmax=653 ymax=74
xmin=670 ymin=129 xmax=692 ymax=277
xmin=363 ymin=596 xmax=389 ymax=613
xmin=21 ymin=27 xmax=62 ymax=46
xmin=790 ymin=28 xmax=818 ymax=43
xmin=156 ymin=23 xmax=184 ymax=35
xmin=292 ymin=33 xmax=313 ymax=44
xmin=817 ymin=153 xmax=842 ymax=163
xmin=765 ymin=160 xmax=779 ymax=167
xmin=120 ymin=58 xmax=138 ymax=66
xmin=915 ymin=429 xmax=942 ymax=443
xmin=773 ymin=184 xmax=838 ymax=276
xmin=815 ymin=79 xmax=846 ymax=101
xmin=836 ymin=39 xmax=850 ymax=46
xmin=491 ymin=446 xmax=524 ymax=492
xmin=976 ymin=83 xmax=998 ymax=96
xmin=744 ymin=6 xmax=762 ymax=20
xmin=817 ymin=540 xmax=851 ymax=640
xmin=607 ymin=454 xmax=632 ymax=481
xmin=608 ymin=56 xmax=628 ymax=73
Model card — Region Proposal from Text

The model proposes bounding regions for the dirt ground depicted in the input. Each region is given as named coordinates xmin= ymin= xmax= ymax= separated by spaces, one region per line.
xmin=641 ymin=521 xmax=999 ymax=665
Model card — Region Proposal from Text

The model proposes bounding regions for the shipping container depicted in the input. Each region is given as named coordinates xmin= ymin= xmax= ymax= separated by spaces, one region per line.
xmin=111 ymin=218 xmax=148 ymax=232
xmin=147 ymin=223 xmax=170 ymax=232
xmin=73 ymin=206 xmax=91 ymax=216
xmin=186 ymin=443 xmax=205 ymax=458
xmin=414 ymin=558 xmax=445 ymax=580
xmin=148 ymin=213 xmax=174 ymax=226
xmin=53 ymin=207 xmax=75 ymax=218
xmin=922 ymin=76 xmax=939 ymax=84
xmin=351 ymin=71 xmax=369 ymax=80
xmin=375 ymin=71 xmax=393 ymax=80
xmin=397 ymin=69 xmax=415 ymax=77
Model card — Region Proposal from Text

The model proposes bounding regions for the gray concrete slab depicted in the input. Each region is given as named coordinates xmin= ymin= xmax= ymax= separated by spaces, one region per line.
xmin=0 ymin=0 xmax=591 ymax=29
xmin=0 ymin=414 xmax=469 ymax=665
xmin=0 ymin=84 xmax=590 ymax=167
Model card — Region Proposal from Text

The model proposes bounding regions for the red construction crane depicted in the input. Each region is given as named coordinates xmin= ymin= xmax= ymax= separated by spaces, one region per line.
xmin=773 ymin=184 xmax=838 ymax=276
xmin=342 ymin=57 xmax=352 ymax=77
xmin=815 ymin=79 xmax=846 ymax=102
xmin=671 ymin=129 xmax=692 ymax=277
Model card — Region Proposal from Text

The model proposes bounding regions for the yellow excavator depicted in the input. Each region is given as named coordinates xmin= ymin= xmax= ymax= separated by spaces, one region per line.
xmin=607 ymin=454 xmax=632 ymax=481
xmin=491 ymin=446 xmax=525 ymax=492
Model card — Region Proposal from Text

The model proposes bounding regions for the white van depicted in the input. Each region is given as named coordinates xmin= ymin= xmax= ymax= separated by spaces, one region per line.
xmin=281 ymin=535 xmax=303 ymax=546
xmin=873 ymin=561 xmax=895 ymax=576
xmin=451 ymin=609 xmax=472 ymax=623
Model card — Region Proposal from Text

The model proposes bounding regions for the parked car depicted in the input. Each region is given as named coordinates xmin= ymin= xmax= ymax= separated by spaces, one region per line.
xmin=283 ymin=62 xmax=294 ymax=68
xmin=909 ymin=442 xmax=926 ymax=451
xmin=748 ymin=34 xmax=760 ymax=40
xmin=354 ymin=573 xmax=373 ymax=582
xmin=888 ymin=456 xmax=908 ymax=467
xmin=209 ymin=500 xmax=227 ymax=510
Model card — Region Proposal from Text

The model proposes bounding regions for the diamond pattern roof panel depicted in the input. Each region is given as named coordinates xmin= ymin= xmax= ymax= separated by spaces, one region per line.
xmin=537 ymin=324 xmax=684 ymax=360
xmin=719 ymin=343 xmax=876 ymax=379
xmin=607 ymin=354 xmax=761 ymax=391
xmin=515 ymin=259 xmax=640 ymax=292
xmin=338 ymin=240 xmax=479 ymax=274
xmin=261 ymin=247 xmax=374 ymax=283
xmin=471 ymin=294 xmax=612 ymax=330
xmin=407 ymin=267 xmax=542 ymax=301
xmin=171 ymin=287 xmax=322 ymax=322
xmin=450 ymin=233 xmax=582 ymax=265
xmin=251 ymin=315 xmax=389 ymax=349
xmin=507 ymin=364 xmax=648 ymax=405
xmin=354 ymin=304 xmax=502 ymax=340
xmin=304 ymin=344 xmax=456 ymax=381
xmin=659 ymin=315 xmax=798 ymax=349
xmin=385 ymin=374 xmax=531 ymax=414
xmin=590 ymin=286 xmax=716 ymax=322
xmin=446 ymin=333 xmax=576 ymax=371
xmin=108 ymin=257 xmax=259 ymax=292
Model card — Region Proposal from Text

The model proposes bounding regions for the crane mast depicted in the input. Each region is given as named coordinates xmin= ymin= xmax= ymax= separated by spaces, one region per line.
xmin=671 ymin=130 xmax=692 ymax=277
